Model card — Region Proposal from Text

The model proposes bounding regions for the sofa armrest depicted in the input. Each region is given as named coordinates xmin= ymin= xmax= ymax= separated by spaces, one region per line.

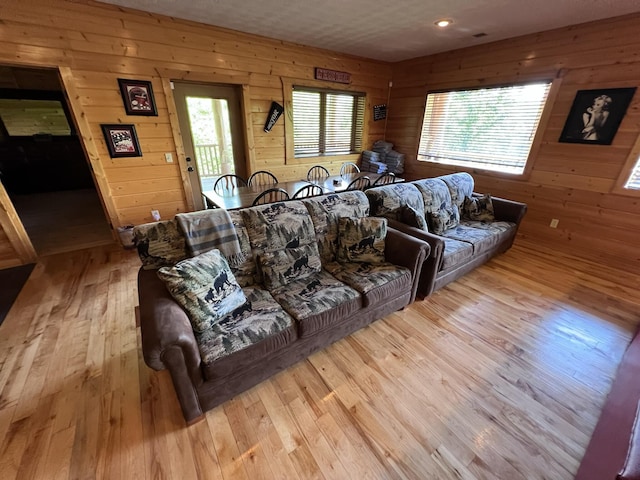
xmin=473 ymin=193 xmax=527 ymax=225
xmin=138 ymin=268 xmax=203 ymax=383
xmin=387 ymin=219 xmax=444 ymax=297
xmin=385 ymin=227 xmax=430 ymax=303
xmin=618 ymin=401 xmax=640 ymax=480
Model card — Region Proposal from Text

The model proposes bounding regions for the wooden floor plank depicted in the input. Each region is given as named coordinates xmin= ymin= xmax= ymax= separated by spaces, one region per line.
xmin=0 ymin=242 xmax=637 ymax=479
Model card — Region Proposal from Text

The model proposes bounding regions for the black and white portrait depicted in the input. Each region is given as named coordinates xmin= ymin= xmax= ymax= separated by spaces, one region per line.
xmin=559 ymin=87 xmax=636 ymax=145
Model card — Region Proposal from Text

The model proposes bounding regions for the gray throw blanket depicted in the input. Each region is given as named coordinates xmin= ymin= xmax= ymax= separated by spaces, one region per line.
xmin=175 ymin=209 xmax=245 ymax=267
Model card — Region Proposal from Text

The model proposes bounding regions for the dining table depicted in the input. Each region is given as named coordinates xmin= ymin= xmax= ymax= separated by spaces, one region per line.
xmin=310 ymin=172 xmax=404 ymax=193
xmin=202 ymin=179 xmax=313 ymax=210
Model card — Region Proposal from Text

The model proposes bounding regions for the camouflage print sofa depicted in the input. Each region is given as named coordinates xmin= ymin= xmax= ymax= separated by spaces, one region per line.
xmin=365 ymin=172 xmax=527 ymax=297
xmin=134 ymin=190 xmax=429 ymax=423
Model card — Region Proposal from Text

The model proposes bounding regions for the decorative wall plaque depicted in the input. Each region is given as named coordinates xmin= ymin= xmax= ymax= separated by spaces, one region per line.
xmin=314 ymin=67 xmax=351 ymax=84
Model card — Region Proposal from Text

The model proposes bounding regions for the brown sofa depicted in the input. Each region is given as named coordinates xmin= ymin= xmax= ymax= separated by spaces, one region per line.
xmin=575 ymin=326 xmax=640 ymax=480
xmin=365 ymin=172 xmax=527 ymax=297
xmin=136 ymin=190 xmax=429 ymax=423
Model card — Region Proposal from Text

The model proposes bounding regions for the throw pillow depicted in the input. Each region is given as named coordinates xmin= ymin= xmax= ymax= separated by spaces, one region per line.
xmin=259 ymin=243 xmax=322 ymax=290
xmin=462 ymin=194 xmax=495 ymax=222
xmin=428 ymin=205 xmax=460 ymax=235
xmin=400 ymin=205 xmax=429 ymax=231
xmin=157 ymin=249 xmax=247 ymax=333
xmin=133 ymin=219 xmax=187 ymax=270
xmin=337 ymin=217 xmax=387 ymax=264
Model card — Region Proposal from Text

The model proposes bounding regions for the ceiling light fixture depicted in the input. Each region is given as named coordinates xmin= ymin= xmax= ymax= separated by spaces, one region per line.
xmin=435 ymin=19 xmax=452 ymax=28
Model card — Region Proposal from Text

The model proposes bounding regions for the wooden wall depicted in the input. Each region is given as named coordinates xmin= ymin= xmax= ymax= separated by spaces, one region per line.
xmin=387 ymin=13 xmax=640 ymax=274
xmin=0 ymin=0 xmax=391 ymax=266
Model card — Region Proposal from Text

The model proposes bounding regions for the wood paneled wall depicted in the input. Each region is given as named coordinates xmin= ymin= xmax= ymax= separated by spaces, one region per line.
xmin=0 ymin=0 xmax=391 ymax=266
xmin=387 ymin=13 xmax=640 ymax=274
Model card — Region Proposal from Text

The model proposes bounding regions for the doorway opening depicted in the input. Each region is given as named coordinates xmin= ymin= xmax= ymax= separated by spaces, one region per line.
xmin=0 ymin=66 xmax=113 ymax=257
xmin=172 ymin=82 xmax=247 ymax=210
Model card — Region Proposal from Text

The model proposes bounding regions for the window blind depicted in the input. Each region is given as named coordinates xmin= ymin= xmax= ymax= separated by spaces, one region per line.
xmin=292 ymin=86 xmax=364 ymax=157
xmin=417 ymin=82 xmax=551 ymax=174
xmin=625 ymin=157 xmax=640 ymax=190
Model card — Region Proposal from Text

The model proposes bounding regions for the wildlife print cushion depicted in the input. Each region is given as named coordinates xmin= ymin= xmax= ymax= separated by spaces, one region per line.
xmin=259 ymin=243 xmax=323 ymax=290
xmin=157 ymin=249 xmax=247 ymax=333
xmin=133 ymin=219 xmax=187 ymax=270
xmin=428 ymin=205 xmax=460 ymax=234
xmin=462 ymin=194 xmax=495 ymax=222
xmin=337 ymin=217 xmax=387 ymax=264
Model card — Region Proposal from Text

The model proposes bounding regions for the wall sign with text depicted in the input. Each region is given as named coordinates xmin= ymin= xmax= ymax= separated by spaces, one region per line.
xmin=373 ymin=104 xmax=387 ymax=121
xmin=314 ymin=67 xmax=351 ymax=84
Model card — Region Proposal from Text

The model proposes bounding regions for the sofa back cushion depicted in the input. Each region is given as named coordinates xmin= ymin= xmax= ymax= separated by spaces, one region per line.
xmin=439 ymin=172 xmax=475 ymax=210
xmin=302 ymin=191 xmax=370 ymax=263
xmin=242 ymin=200 xmax=317 ymax=283
xmin=365 ymin=183 xmax=426 ymax=230
xmin=133 ymin=219 xmax=188 ymax=270
xmin=259 ymin=243 xmax=323 ymax=289
xmin=412 ymin=177 xmax=459 ymax=232
xmin=337 ymin=217 xmax=387 ymax=264
xmin=228 ymin=211 xmax=259 ymax=287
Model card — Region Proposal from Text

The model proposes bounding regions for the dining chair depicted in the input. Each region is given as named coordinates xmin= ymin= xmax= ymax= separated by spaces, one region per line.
xmin=213 ymin=174 xmax=248 ymax=193
xmin=340 ymin=162 xmax=360 ymax=177
xmin=248 ymin=170 xmax=278 ymax=186
xmin=292 ymin=184 xmax=324 ymax=199
xmin=252 ymin=187 xmax=290 ymax=206
xmin=372 ymin=172 xmax=398 ymax=186
xmin=306 ymin=165 xmax=330 ymax=181
xmin=346 ymin=176 xmax=371 ymax=191
xmin=202 ymin=193 xmax=217 ymax=209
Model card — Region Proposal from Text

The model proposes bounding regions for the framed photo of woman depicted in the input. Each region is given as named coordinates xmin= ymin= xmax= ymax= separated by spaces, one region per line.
xmin=559 ymin=87 xmax=636 ymax=145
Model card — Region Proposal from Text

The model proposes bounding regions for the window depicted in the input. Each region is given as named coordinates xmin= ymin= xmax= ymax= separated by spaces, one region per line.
xmin=417 ymin=82 xmax=552 ymax=175
xmin=0 ymin=99 xmax=72 ymax=136
xmin=292 ymin=86 xmax=365 ymax=157
xmin=625 ymin=157 xmax=640 ymax=190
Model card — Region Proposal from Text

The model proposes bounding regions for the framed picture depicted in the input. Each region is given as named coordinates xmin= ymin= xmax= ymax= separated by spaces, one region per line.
xmin=101 ymin=124 xmax=142 ymax=158
xmin=559 ymin=87 xmax=637 ymax=145
xmin=117 ymin=78 xmax=157 ymax=116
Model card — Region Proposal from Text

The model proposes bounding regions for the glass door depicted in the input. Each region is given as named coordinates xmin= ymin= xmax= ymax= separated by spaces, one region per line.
xmin=173 ymin=82 xmax=246 ymax=210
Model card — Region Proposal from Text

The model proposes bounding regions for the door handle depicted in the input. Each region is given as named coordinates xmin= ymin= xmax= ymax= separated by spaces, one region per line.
xmin=187 ymin=166 xmax=194 ymax=172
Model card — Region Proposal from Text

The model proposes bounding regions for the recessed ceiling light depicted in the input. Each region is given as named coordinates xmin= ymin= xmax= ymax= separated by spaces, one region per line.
xmin=435 ymin=19 xmax=452 ymax=28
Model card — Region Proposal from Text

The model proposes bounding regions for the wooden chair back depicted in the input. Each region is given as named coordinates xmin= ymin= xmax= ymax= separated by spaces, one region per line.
xmin=213 ymin=174 xmax=248 ymax=193
xmin=346 ymin=176 xmax=371 ymax=191
xmin=292 ymin=184 xmax=324 ymax=199
xmin=340 ymin=162 xmax=360 ymax=177
xmin=372 ymin=172 xmax=397 ymax=186
xmin=306 ymin=165 xmax=330 ymax=181
xmin=252 ymin=188 xmax=290 ymax=206
xmin=248 ymin=170 xmax=278 ymax=186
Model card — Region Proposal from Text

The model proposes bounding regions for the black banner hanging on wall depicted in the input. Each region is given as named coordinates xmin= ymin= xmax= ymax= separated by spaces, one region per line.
xmin=264 ymin=101 xmax=284 ymax=132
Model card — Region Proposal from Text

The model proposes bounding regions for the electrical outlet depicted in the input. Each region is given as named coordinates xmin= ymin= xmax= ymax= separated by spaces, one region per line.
xmin=550 ymin=218 xmax=559 ymax=228
xmin=164 ymin=153 xmax=173 ymax=163
xmin=151 ymin=210 xmax=161 ymax=221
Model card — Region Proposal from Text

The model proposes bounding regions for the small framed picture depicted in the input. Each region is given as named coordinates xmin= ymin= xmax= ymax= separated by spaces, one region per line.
xmin=101 ymin=124 xmax=142 ymax=158
xmin=559 ymin=87 xmax=637 ymax=145
xmin=117 ymin=78 xmax=158 ymax=116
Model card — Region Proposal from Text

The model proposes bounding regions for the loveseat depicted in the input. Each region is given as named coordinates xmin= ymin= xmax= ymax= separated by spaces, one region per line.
xmin=365 ymin=172 xmax=527 ymax=297
xmin=135 ymin=190 xmax=429 ymax=423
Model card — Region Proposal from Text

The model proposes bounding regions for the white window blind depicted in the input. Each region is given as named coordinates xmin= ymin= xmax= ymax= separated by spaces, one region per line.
xmin=624 ymin=157 xmax=640 ymax=190
xmin=292 ymin=86 xmax=365 ymax=157
xmin=417 ymin=82 xmax=551 ymax=174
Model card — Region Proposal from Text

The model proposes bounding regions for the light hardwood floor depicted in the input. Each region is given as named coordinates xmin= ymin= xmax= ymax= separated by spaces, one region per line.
xmin=10 ymin=189 xmax=115 ymax=257
xmin=0 ymin=241 xmax=638 ymax=479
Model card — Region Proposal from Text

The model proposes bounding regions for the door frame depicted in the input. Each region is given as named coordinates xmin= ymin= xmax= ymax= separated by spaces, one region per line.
xmin=160 ymin=72 xmax=255 ymax=213
xmin=0 ymin=65 xmax=118 ymax=265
